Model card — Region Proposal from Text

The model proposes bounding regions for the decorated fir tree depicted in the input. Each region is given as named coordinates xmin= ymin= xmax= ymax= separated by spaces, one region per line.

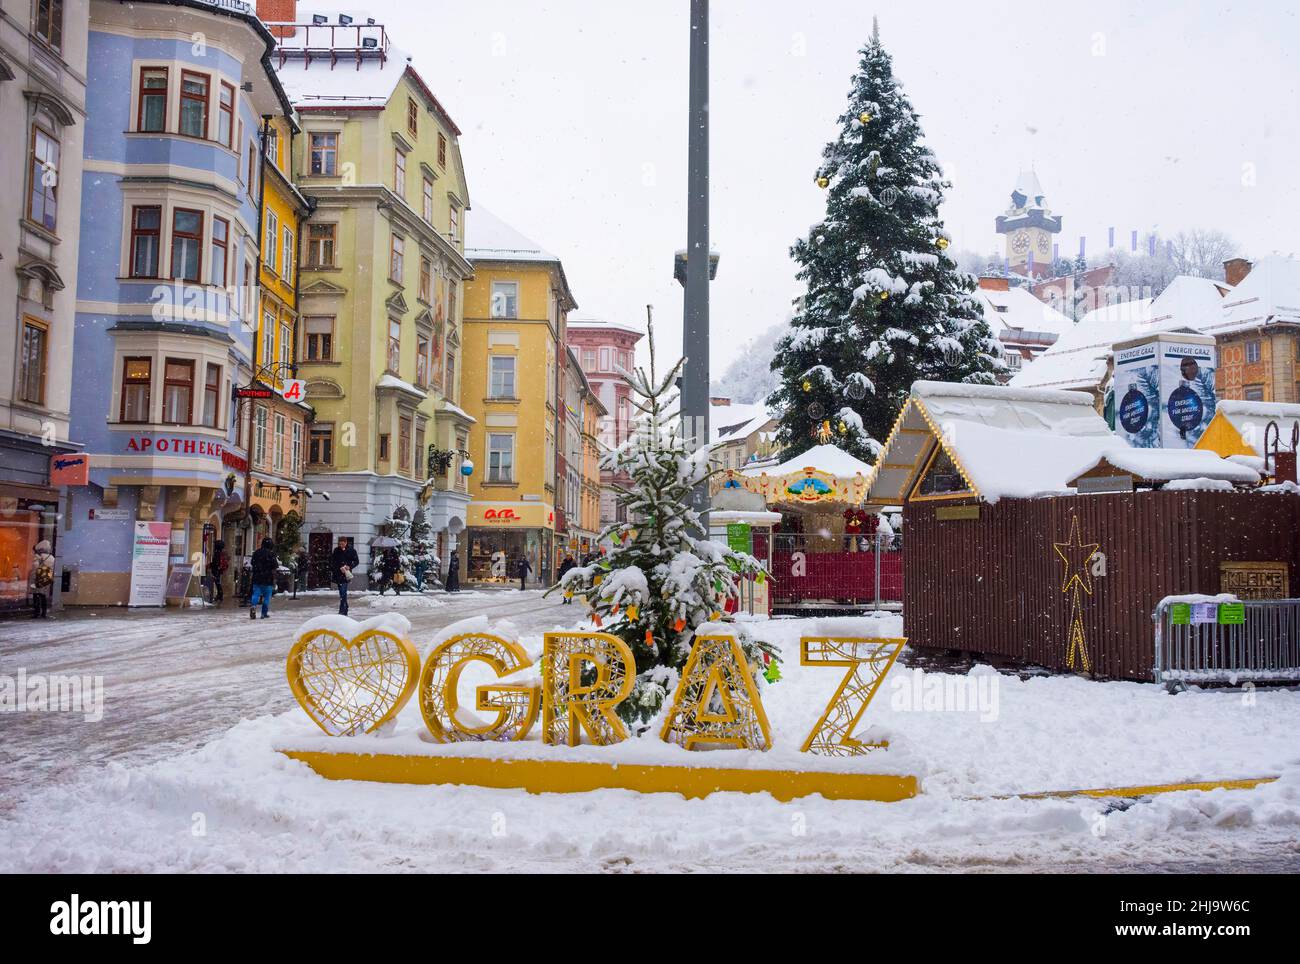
xmin=552 ymin=323 xmax=776 ymax=728
xmin=769 ymin=24 xmax=1003 ymax=462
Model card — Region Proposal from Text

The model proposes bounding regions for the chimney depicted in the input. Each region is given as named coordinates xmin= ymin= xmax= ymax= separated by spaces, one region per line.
xmin=709 ymin=396 xmax=731 ymax=407
xmin=978 ymin=275 xmax=1010 ymax=292
xmin=1223 ymin=257 xmax=1252 ymax=287
xmin=256 ymin=0 xmax=298 ymax=38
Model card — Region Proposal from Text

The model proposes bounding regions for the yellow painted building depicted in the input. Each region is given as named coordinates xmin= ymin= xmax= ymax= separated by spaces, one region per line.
xmin=461 ymin=208 xmax=577 ymax=586
xmin=272 ymin=18 xmax=474 ymax=583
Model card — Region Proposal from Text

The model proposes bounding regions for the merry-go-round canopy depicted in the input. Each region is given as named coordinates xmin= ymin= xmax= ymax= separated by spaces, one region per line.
xmin=713 ymin=443 xmax=873 ymax=507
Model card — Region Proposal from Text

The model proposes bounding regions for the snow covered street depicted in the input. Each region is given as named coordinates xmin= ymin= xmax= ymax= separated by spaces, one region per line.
xmin=2 ymin=600 xmax=1298 ymax=873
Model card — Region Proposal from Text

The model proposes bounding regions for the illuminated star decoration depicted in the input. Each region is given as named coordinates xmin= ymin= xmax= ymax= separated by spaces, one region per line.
xmin=1053 ymin=516 xmax=1100 ymax=672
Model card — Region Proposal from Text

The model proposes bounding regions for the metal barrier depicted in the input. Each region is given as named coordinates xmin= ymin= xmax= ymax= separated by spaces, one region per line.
xmin=1153 ymin=598 xmax=1300 ymax=685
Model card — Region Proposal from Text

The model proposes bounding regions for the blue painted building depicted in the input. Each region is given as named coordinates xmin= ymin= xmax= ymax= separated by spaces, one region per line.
xmin=62 ymin=0 xmax=297 ymax=605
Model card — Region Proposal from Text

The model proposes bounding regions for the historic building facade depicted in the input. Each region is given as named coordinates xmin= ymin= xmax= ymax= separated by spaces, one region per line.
xmin=60 ymin=0 xmax=294 ymax=606
xmin=0 ymin=0 xmax=88 ymax=612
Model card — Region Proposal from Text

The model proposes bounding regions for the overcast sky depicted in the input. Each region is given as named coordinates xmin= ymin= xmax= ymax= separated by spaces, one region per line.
xmin=307 ymin=1 xmax=1299 ymax=371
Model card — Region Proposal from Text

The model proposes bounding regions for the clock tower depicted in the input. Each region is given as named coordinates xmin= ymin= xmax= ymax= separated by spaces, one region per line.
xmin=995 ymin=171 xmax=1062 ymax=277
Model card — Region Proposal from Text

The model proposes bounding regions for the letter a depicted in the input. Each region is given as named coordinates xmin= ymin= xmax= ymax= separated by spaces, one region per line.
xmin=542 ymin=631 xmax=635 ymax=746
xmin=660 ymin=632 xmax=771 ymax=751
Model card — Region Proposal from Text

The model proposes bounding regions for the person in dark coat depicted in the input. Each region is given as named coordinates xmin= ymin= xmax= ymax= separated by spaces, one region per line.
xmin=445 ymin=550 xmax=460 ymax=593
xmin=249 ymin=537 xmax=278 ymax=619
xmin=330 ymin=536 xmax=359 ymax=615
xmin=378 ymin=547 xmax=402 ymax=595
xmin=556 ymin=555 xmax=576 ymax=603
xmin=517 ymin=556 xmax=532 ymax=591
xmin=30 ymin=540 xmax=55 ymax=619
xmin=208 ymin=540 xmax=228 ymax=604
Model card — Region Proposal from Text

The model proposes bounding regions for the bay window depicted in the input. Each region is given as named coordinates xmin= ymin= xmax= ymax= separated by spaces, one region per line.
xmin=138 ymin=68 xmax=168 ymax=132
xmin=162 ymin=358 xmax=194 ymax=424
xmin=211 ymin=216 xmax=229 ymax=286
xmin=218 ymin=83 xmax=234 ymax=147
xmin=179 ymin=71 xmax=209 ymax=138
xmin=398 ymin=416 xmax=412 ymax=474
xmin=202 ymin=363 xmax=221 ymax=427
xmin=120 ymin=357 xmax=152 ymax=423
xmin=170 ymin=208 xmax=203 ymax=282
xmin=130 ymin=205 xmax=162 ymax=278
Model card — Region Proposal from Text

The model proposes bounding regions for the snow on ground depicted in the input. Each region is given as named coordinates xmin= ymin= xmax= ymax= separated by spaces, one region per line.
xmin=2 ymin=599 xmax=1298 ymax=872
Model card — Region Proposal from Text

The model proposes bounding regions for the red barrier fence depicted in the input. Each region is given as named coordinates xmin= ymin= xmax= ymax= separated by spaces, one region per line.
xmin=769 ymin=549 xmax=903 ymax=605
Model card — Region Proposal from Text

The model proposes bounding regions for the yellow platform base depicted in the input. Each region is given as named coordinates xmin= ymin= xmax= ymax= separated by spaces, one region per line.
xmin=280 ymin=750 xmax=919 ymax=802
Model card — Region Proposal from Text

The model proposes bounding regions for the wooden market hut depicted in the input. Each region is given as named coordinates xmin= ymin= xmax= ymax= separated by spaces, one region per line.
xmin=866 ymin=381 xmax=1300 ymax=681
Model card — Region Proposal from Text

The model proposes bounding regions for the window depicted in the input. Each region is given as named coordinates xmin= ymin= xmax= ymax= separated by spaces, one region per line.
xmin=378 ymin=433 xmax=390 ymax=462
xmin=437 ymin=132 xmax=447 ymax=167
xmin=444 ymin=347 xmax=456 ymax=399
xmin=279 ymin=320 xmax=292 ymax=371
xmin=1246 ymin=340 xmax=1262 ymax=364
xmin=27 ymin=126 xmax=59 ymax=231
xmin=422 ymin=176 xmax=434 ymax=222
xmin=264 ymin=211 xmax=278 ymax=272
xmin=179 ymin=71 xmax=209 ymax=138
xmin=282 ymin=225 xmax=294 ymax=281
xmin=449 ymin=201 xmax=459 ymax=238
xmin=399 ymin=416 xmax=412 ymax=473
xmin=394 ymin=147 xmax=407 ymax=197
xmin=599 ymin=347 xmax=610 ymax=371
xmin=490 ymin=281 xmax=518 ymax=319
xmin=414 ymin=423 xmax=426 ymax=479
xmin=416 ymin=333 xmax=429 ymax=386
xmin=35 ymin=0 xmax=63 ymax=50
xmin=407 ymin=97 xmax=419 ymax=137
xmin=121 ymin=357 xmax=151 ymax=422
xmin=129 ymin=205 xmax=162 ymax=278
xmin=448 ymin=280 xmax=457 ymax=324
xmin=489 ymin=355 xmax=516 ymax=398
xmin=419 ymin=256 xmax=431 ymax=302
xmin=304 ymin=316 xmax=333 ymax=362
xmin=387 ymin=318 xmax=401 ymax=372
xmin=218 ymin=83 xmax=234 ymax=147
xmin=19 ymin=317 xmax=48 ymax=405
xmin=261 ymin=310 xmax=275 ymax=367
xmin=309 ymin=132 xmax=337 ymax=175
xmin=264 ymin=126 xmax=278 ymax=163
xmin=162 ymin=359 xmax=194 ymax=424
xmin=202 ymin=363 xmax=221 ymax=427
xmin=455 ymin=430 xmax=469 ymax=490
xmin=390 ymin=234 xmax=405 ymax=283
xmin=487 ymin=433 xmax=514 ymax=483
xmin=138 ymin=68 xmax=168 ymax=132
xmin=170 ymin=208 xmax=203 ymax=282
xmin=274 ymin=412 xmax=286 ymax=472
xmin=211 ymin=216 xmax=229 ymax=286
xmin=1244 ymin=384 xmax=1265 ymax=402
xmin=247 ymin=138 xmax=257 ymax=190
xmin=582 ymin=349 xmax=595 ymax=370
xmin=309 ymin=425 xmax=333 ymax=466
xmin=306 ymin=223 xmax=336 ymax=267
xmin=291 ymin=421 xmax=302 ymax=478
xmin=254 ymin=405 xmax=268 ymax=465
xmin=914 ymin=448 xmax=972 ymax=498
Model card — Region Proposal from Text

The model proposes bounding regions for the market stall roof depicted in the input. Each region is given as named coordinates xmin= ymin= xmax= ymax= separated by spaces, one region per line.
xmin=744 ymin=443 xmax=873 ymax=479
xmin=1066 ymin=448 xmax=1260 ymax=488
xmin=1195 ymin=399 xmax=1300 ymax=459
xmin=712 ymin=442 xmax=873 ymax=506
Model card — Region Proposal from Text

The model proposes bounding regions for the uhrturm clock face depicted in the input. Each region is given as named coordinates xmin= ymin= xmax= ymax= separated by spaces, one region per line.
xmin=1011 ymin=230 xmax=1029 ymax=254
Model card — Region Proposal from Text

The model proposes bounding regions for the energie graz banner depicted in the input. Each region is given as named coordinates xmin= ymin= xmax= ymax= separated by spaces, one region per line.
xmin=1114 ymin=339 xmax=1216 ymax=449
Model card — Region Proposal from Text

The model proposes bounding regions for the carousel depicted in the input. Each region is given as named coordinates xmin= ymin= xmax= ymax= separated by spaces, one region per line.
xmin=712 ymin=443 xmax=901 ymax=613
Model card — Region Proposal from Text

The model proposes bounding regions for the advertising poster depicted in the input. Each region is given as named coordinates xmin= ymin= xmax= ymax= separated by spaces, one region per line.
xmin=128 ymin=521 xmax=171 ymax=607
xmin=1113 ymin=336 xmax=1216 ymax=449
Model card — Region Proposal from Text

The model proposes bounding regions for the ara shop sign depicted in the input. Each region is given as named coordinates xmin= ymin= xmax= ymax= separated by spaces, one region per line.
xmin=125 ymin=436 xmax=227 ymax=458
xmin=470 ymin=503 xmax=553 ymax=527
xmin=1112 ymin=334 xmax=1217 ymax=450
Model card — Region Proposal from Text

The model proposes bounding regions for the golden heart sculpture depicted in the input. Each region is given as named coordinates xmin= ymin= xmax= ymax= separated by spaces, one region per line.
xmin=287 ymin=626 xmax=421 ymax=736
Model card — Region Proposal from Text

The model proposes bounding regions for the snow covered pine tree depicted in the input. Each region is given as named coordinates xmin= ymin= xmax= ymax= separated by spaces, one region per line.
xmin=769 ymin=24 xmax=1003 ymax=461
xmin=551 ymin=322 xmax=777 ymax=729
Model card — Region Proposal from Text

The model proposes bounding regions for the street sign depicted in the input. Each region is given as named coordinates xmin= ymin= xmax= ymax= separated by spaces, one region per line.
xmin=280 ymin=379 xmax=306 ymax=403
xmin=236 ymin=386 xmax=276 ymax=399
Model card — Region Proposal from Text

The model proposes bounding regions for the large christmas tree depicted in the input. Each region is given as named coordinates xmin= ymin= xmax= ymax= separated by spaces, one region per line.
xmin=553 ymin=323 xmax=776 ymax=728
xmin=769 ymin=25 xmax=1003 ymax=462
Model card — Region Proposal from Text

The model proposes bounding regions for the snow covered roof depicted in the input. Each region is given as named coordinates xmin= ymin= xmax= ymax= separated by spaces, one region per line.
xmin=1197 ymin=399 xmax=1300 ymax=458
xmin=464 ymin=206 xmax=577 ymax=309
xmin=1201 ymin=256 xmax=1300 ymax=336
xmin=710 ymin=403 xmax=776 ymax=446
xmin=1011 ymin=170 xmax=1046 ymax=208
xmin=1067 ymin=447 xmax=1260 ymax=486
xmin=1010 ymin=276 xmax=1230 ymax=393
xmin=375 ymin=373 xmax=426 ymax=399
xmin=745 ymin=443 xmax=873 ymax=480
xmin=977 ymin=285 xmax=1075 ymax=339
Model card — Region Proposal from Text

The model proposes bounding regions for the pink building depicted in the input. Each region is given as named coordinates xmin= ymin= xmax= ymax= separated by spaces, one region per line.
xmin=566 ymin=320 xmax=644 ymax=526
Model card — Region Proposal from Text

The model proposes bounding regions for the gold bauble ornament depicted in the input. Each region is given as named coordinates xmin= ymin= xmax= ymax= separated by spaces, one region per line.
xmin=802 ymin=380 xmax=812 ymax=392
xmin=815 ymin=176 xmax=830 ymax=189
xmin=879 ymin=291 xmax=889 ymax=300
xmin=858 ymin=111 xmax=873 ymax=124
xmin=936 ymin=237 xmax=950 ymax=250
xmin=837 ymin=420 xmax=847 ymax=434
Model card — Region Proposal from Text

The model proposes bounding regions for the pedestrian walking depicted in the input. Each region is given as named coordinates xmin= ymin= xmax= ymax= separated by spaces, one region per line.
xmin=249 ymin=536 xmax=278 ymax=619
xmin=556 ymin=554 xmax=576 ymax=603
xmin=517 ymin=556 xmax=532 ymax=591
xmin=331 ymin=536 xmax=359 ymax=615
xmin=445 ymin=550 xmax=460 ymax=593
xmin=30 ymin=540 xmax=55 ymax=619
xmin=208 ymin=540 xmax=228 ymax=604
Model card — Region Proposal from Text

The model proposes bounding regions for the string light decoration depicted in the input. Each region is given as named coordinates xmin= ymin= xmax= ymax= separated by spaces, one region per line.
xmin=1053 ymin=516 xmax=1101 ymax=673
xmin=418 ymin=632 xmax=539 ymax=742
xmin=660 ymin=633 xmax=772 ymax=751
xmin=541 ymin=631 xmax=635 ymax=746
xmin=799 ymin=636 xmax=904 ymax=755
xmin=287 ymin=627 xmax=421 ymax=737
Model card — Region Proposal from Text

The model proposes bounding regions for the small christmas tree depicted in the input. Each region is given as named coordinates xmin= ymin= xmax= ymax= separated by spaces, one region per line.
xmin=769 ymin=22 xmax=1003 ymax=462
xmin=551 ymin=322 xmax=777 ymax=727
xmin=407 ymin=511 xmax=440 ymax=589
